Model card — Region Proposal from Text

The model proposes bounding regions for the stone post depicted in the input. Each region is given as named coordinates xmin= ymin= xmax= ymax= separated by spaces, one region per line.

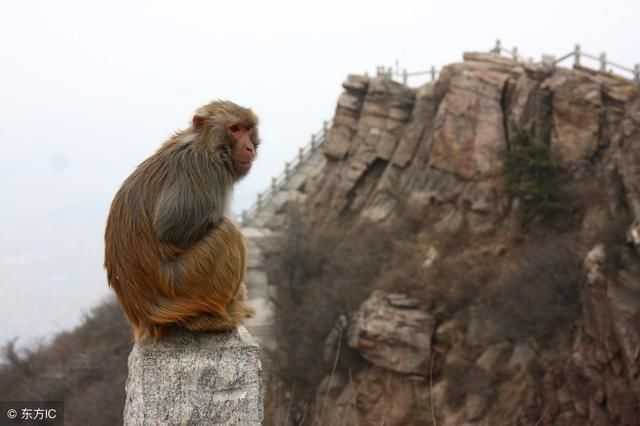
xmin=124 ymin=327 xmax=263 ymax=425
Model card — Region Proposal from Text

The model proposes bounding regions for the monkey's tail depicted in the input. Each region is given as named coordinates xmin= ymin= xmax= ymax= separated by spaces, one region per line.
xmin=146 ymin=296 xmax=233 ymax=326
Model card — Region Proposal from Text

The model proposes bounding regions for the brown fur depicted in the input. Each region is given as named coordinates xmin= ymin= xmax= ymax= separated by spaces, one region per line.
xmin=104 ymin=100 xmax=259 ymax=341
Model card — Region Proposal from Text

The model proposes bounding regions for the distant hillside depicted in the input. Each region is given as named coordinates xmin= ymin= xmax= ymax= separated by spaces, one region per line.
xmin=0 ymin=300 xmax=131 ymax=426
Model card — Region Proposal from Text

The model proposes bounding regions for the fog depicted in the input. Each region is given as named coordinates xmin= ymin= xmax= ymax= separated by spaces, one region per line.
xmin=0 ymin=0 xmax=637 ymax=346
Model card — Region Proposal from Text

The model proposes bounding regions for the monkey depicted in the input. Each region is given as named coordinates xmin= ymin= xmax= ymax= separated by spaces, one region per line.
xmin=104 ymin=100 xmax=258 ymax=341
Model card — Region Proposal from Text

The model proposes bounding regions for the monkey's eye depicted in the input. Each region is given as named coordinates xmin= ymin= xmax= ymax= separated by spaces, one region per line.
xmin=229 ymin=124 xmax=240 ymax=133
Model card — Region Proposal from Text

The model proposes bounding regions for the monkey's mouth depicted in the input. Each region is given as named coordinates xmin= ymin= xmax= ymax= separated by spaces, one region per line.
xmin=238 ymin=160 xmax=253 ymax=171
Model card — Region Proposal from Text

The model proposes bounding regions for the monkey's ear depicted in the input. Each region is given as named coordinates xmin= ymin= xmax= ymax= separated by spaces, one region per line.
xmin=192 ymin=114 xmax=206 ymax=131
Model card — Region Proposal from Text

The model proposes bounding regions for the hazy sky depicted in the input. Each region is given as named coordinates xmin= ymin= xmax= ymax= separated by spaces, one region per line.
xmin=0 ymin=0 xmax=638 ymax=347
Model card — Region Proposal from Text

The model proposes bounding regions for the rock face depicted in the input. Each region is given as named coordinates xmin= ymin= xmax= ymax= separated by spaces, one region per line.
xmin=124 ymin=327 xmax=263 ymax=426
xmin=572 ymin=244 xmax=640 ymax=425
xmin=347 ymin=291 xmax=434 ymax=375
xmin=297 ymin=50 xmax=640 ymax=240
xmin=314 ymin=366 xmax=416 ymax=426
xmin=269 ymin=50 xmax=640 ymax=425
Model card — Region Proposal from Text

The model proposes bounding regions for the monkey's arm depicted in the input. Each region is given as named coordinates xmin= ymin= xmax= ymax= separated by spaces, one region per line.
xmin=153 ymin=175 xmax=225 ymax=248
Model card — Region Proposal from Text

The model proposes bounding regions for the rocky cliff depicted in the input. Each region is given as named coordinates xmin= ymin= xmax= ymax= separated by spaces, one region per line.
xmin=265 ymin=52 xmax=640 ymax=425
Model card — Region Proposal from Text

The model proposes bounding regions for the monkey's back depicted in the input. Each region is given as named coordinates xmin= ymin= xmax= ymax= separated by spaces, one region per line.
xmin=104 ymin=143 xmax=246 ymax=339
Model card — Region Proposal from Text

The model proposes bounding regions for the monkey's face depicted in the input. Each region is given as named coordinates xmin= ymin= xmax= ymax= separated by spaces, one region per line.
xmin=227 ymin=123 xmax=257 ymax=177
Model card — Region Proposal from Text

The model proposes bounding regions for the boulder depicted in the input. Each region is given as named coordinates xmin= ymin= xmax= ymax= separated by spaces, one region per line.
xmin=347 ymin=291 xmax=434 ymax=375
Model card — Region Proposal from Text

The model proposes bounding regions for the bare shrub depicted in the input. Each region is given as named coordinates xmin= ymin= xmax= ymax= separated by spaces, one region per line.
xmin=488 ymin=238 xmax=583 ymax=342
xmin=419 ymin=253 xmax=492 ymax=321
xmin=443 ymin=359 xmax=506 ymax=410
xmin=264 ymin=207 xmax=426 ymax=399
xmin=0 ymin=298 xmax=131 ymax=426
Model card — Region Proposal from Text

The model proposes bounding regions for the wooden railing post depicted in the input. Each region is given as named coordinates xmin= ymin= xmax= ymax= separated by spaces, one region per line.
xmin=257 ymin=193 xmax=262 ymax=209
xmin=600 ymin=52 xmax=607 ymax=72
xmin=299 ymin=147 xmax=304 ymax=163
xmin=271 ymin=178 xmax=277 ymax=193
xmin=635 ymin=64 xmax=640 ymax=82
xmin=574 ymin=44 xmax=581 ymax=67
xmin=323 ymin=120 xmax=329 ymax=137
xmin=431 ymin=66 xmax=436 ymax=81
xmin=311 ymin=134 xmax=316 ymax=150
xmin=402 ymin=69 xmax=408 ymax=85
xmin=512 ymin=47 xmax=519 ymax=61
xmin=284 ymin=162 xmax=290 ymax=179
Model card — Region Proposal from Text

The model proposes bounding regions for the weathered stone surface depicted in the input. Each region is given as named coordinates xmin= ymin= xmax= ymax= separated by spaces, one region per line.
xmin=314 ymin=366 xmax=415 ymax=426
xmin=391 ymin=82 xmax=438 ymax=168
xmin=323 ymin=127 xmax=352 ymax=160
xmin=429 ymin=64 xmax=509 ymax=179
xmin=337 ymin=92 xmax=363 ymax=112
xmin=476 ymin=342 xmax=510 ymax=371
xmin=619 ymin=108 xmax=640 ymax=224
xmin=508 ymin=341 xmax=536 ymax=370
xmin=465 ymin=392 xmax=489 ymax=421
xmin=347 ymin=291 xmax=434 ymax=375
xmin=124 ymin=327 xmax=262 ymax=426
xmin=629 ymin=221 xmax=640 ymax=254
xmin=542 ymin=69 xmax=602 ymax=167
xmin=342 ymin=74 xmax=370 ymax=94
xmin=608 ymin=270 xmax=640 ymax=378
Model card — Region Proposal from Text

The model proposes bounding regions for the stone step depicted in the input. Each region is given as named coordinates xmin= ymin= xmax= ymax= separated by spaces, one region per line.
xmin=246 ymin=270 xmax=268 ymax=286
xmin=246 ymin=256 xmax=263 ymax=269
xmin=246 ymin=297 xmax=274 ymax=324
xmin=246 ymin=284 xmax=268 ymax=299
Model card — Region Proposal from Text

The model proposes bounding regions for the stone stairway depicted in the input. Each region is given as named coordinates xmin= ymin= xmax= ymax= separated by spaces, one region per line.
xmin=250 ymin=147 xmax=325 ymax=228
xmin=239 ymin=122 xmax=329 ymax=385
xmin=243 ymin=226 xmax=277 ymax=384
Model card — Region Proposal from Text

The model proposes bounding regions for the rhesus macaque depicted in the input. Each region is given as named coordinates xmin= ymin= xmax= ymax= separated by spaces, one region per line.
xmin=104 ymin=100 xmax=258 ymax=341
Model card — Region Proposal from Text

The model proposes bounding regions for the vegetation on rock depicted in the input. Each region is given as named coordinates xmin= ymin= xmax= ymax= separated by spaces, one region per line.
xmin=505 ymin=128 xmax=566 ymax=224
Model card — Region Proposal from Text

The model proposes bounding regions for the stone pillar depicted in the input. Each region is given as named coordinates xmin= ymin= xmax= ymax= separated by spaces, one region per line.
xmin=124 ymin=326 xmax=263 ymax=425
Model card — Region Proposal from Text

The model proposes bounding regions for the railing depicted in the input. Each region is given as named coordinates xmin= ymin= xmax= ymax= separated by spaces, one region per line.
xmin=239 ymin=120 xmax=331 ymax=226
xmin=378 ymin=40 xmax=639 ymax=85
xmin=492 ymin=39 xmax=640 ymax=82
xmin=376 ymin=63 xmax=439 ymax=85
